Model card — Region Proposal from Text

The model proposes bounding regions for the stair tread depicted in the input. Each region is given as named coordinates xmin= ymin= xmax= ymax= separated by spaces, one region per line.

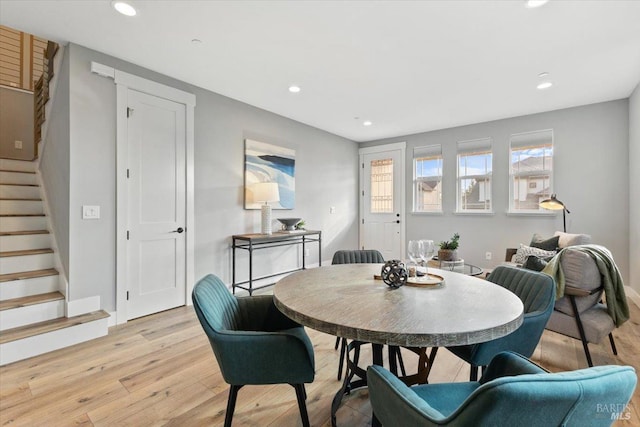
xmin=0 ymin=248 xmax=53 ymax=257
xmin=0 ymin=230 xmax=49 ymax=236
xmin=0 ymin=183 xmax=39 ymax=187
xmin=0 ymin=291 xmax=64 ymax=311
xmin=0 ymin=310 xmax=110 ymax=344
xmin=0 ymin=268 xmax=59 ymax=283
xmin=0 ymin=169 xmax=36 ymax=174
xmin=0 ymin=198 xmax=42 ymax=201
xmin=0 ymin=214 xmax=45 ymax=217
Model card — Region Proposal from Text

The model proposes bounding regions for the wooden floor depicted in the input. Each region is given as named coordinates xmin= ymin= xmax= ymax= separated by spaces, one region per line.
xmin=1 ymin=301 xmax=639 ymax=426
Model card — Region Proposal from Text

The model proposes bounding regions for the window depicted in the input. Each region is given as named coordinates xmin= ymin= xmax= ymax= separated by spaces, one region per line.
xmin=457 ymin=138 xmax=492 ymax=212
xmin=413 ymin=145 xmax=442 ymax=212
xmin=509 ymin=130 xmax=553 ymax=212
xmin=370 ymin=158 xmax=393 ymax=213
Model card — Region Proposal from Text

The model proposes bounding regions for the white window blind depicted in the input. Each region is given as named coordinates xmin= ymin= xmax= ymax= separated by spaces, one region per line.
xmin=413 ymin=144 xmax=442 ymax=212
xmin=509 ymin=129 xmax=553 ymax=212
xmin=457 ymin=138 xmax=492 ymax=212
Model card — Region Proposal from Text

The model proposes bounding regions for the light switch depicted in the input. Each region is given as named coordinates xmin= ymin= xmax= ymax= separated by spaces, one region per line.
xmin=15 ymin=140 xmax=22 ymax=149
xmin=330 ymin=206 xmax=336 ymax=214
xmin=82 ymin=205 xmax=101 ymax=219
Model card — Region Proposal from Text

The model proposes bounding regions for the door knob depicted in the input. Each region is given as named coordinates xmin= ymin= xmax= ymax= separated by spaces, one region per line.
xmin=173 ymin=227 xmax=185 ymax=233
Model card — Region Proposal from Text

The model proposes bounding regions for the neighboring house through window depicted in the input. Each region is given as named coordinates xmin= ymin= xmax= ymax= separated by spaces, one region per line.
xmin=457 ymin=138 xmax=492 ymax=212
xmin=509 ymin=129 xmax=553 ymax=212
xmin=413 ymin=144 xmax=442 ymax=212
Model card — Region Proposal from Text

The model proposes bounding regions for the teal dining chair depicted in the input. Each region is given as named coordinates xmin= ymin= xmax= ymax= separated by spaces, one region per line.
xmin=368 ymin=351 xmax=637 ymax=426
xmin=438 ymin=265 xmax=556 ymax=380
xmin=192 ymin=274 xmax=315 ymax=427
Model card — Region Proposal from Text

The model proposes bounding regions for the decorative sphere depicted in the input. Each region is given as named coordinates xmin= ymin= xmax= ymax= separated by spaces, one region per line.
xmin=381 ymin=260 xmax=408 ymax=289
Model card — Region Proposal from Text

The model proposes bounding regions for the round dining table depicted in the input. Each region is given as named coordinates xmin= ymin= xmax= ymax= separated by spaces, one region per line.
xmin=274 ymin=263 xmax=524 ymax=426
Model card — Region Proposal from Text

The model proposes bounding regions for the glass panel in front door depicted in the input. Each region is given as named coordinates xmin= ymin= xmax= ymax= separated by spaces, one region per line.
xmin=370 ymin=158 xmax=393 ymax=213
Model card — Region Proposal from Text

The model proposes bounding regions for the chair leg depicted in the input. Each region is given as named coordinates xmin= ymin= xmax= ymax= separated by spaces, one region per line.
xmin=224 ymin=384 xmax=243 ymax=427
xmin=609 ymin=333 xmax=618 ymax=355
xmin=337 ymin=338 xmax=347 ymax=380
xmin=470 ymin=365 xmax=479 ymax=381
xmin=569 ymin=295 xmax=594 ymax=367
xmin=335 ymin=336 xmax=340 ymax=350
xmin=293 ymin=384 xmax=310 ymax=427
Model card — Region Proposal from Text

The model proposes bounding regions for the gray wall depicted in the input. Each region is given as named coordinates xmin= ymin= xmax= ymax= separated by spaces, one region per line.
xmin=0 ymin=87 xmax=35 ymax=160
xmin=63 ymin=44 xmax=358 ymax=309
xmin=40 ymin=49 xmax=71 ymax=278
xmin=361 ymin=100 xmax=631 ymax=283
xmin=630 ymin=83 xmax=639 ymax=294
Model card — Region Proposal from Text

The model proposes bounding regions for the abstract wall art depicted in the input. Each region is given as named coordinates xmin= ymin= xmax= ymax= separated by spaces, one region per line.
xmin=244 ymin=139 xmax=295 ymax=209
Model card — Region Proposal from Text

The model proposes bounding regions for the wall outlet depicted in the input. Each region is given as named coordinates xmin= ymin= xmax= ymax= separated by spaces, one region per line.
xmin=14 ymin=140 xmax=23 ymax=149
xmin=82 ymin=205 xmax=101 ymax=219
xmin=485 ymin=251 xmax=492 ymax=260
xmin=330 ymin=206 xmax=336 ymax=214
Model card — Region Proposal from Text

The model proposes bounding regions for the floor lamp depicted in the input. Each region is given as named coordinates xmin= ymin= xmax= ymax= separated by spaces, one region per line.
xmin=539 ymin=194 xmax=570 ymax=232
xmin=252 ymin=182 xmax=280 ymax=235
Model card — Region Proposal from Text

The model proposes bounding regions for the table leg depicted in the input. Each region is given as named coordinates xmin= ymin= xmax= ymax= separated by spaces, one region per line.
xmin=302 ymin=236 xmax=306 ymax=270
xmin=232 ymin=239 xmax=236 ymax=295
xmin=248 ymin=241 xmax=253 ymax=296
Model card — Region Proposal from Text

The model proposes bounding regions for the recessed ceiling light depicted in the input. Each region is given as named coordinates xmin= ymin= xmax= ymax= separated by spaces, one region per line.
xmin=112 ymin=1 xmax=137 ymax=16
xmin=288 ymin=85 xmax=301 ymax=93
xmin=191 ymin=39 xmax=202 ymax=44
xmin=363 ymin=121 xmax=373 ymax=126
xmin=538 ymin=72 xmax=550 ymax=78
xmin=537 ymin=81 xmax=553 ymax=90
xmin=525 ymin=0 xmax=549 ymax=8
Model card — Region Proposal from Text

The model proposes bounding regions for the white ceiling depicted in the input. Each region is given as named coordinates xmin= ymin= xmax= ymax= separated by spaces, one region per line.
xmin=2 ymin=1 xmax=640 ymax=142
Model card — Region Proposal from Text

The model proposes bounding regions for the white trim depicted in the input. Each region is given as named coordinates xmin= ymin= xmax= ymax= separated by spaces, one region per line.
xmin=358 ymin=142 xmax=406 ymax=259
xmin=625 ymin=286 xmax=640 ymax=309
xmin=107 ymin=311 xmax=117 ymax=327
xmin=66 ymin=295 xmax=101 ymax=317
xmin=109 ymin=69 xmax=196 ymax=325
xmin=90 ymin=61 xmax=115 ymax=79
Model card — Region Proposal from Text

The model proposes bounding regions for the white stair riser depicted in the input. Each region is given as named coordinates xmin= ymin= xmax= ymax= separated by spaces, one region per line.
xmin=0 ymin=234 xmax=51 ymax=252
xmin=0 ymin=185 xmax=40 ymax=199
xmin=0 ymin=216 xmax=47 ymax=232
xmin=0 ymin=159 xmax=36 ymax=172
xmin=0 ymin=171 xmax=37 ymax=186
xmin=0 ymin=317 xmax=108 ymax=366
xmin=0 ymin=275 xmax=59 ymax=300
xmin=0 ymin=300 xmax=64 ymax=331
xmin=0 ymin=253 xmax=54 ymax=275
xmin=0 ymin=200 xmax=43 ymax=215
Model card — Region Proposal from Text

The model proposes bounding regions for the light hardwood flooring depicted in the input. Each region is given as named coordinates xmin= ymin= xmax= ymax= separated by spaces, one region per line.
xmin=1 ymin=300 xmax=639 ymax=426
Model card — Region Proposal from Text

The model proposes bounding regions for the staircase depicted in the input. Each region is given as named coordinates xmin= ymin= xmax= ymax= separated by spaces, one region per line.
xmin=0 ymin=158 xmax=109 ymax=365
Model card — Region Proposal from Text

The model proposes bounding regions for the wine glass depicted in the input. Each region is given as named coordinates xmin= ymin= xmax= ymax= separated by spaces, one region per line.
xmin=407 ymin=240 xmax=424 ymax=277
xmin=420 ymin=240 xmax=436 ymax=276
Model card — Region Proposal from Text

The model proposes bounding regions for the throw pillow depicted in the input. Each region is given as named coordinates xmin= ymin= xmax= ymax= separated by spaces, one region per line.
xmin=530 ymin=233 xmax=560 ymax=252
xmin=523 ymin=255 xmax=551 ymax=272
xmin=513 ymin=244 xmax=556 ymax=265
xmin=553 ymin=231 xmax=592 ymax=248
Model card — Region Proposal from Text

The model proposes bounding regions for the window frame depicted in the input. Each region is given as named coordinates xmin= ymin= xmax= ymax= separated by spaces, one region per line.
xmin=456 ymin=138 xmax=493 ymax=214
xmin=508 ymin=129 xmax=554 ymax=214
xmin=412 ymin=145 xmax=443 ymax=214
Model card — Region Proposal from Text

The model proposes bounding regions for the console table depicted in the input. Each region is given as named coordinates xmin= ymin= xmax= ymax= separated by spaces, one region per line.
xmin=231 ymin=230 xmax=322 ymax=295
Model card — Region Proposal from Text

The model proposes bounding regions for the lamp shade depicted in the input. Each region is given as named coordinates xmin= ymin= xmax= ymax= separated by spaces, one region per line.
xmin=539 ymin=194 xmax=569 ymax=212
xmin=252 ymin=182 xmax=280 ymax=203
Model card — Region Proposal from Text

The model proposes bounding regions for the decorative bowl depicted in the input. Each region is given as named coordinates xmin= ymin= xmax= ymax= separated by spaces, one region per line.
xmin=277 ymin=218 xmax=301 ymax=231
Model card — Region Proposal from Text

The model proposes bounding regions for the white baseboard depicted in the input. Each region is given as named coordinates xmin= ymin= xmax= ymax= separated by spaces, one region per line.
xmin=66 ymin=295 xmax=101 ymax=317
xmin=625 ymin=285 xmax=640 ymax=309
xmin=107 ymin=311 xmax=117 ymax=327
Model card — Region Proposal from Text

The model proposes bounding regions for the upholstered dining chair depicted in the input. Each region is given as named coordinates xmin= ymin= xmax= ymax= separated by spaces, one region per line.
xmin=331 ymin=249 xmax=390 ymax=380
xmin=439 ymin=265 xmax=555 ymax=381
xmin=368 ymin=351 xmax=637 ymax=427
xmin=192 ymin=274 xmax=315 ymax=427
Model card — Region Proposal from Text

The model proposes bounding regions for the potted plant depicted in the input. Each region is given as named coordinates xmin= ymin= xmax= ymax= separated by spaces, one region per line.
xmin=438 ymin=233 xmax=460 ymax=261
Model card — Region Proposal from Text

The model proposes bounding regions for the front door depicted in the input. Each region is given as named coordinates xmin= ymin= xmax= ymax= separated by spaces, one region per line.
xmin=126 ymin=88 xmax=186 ymax=320
xmin=360 ymin=144 xmax=405 ymax=260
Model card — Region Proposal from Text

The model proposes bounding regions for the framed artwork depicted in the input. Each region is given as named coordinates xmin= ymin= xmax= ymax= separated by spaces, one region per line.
xmin=244 ymin=139 xmax=295 ymax=209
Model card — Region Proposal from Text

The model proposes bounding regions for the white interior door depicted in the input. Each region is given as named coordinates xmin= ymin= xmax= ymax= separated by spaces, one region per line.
xmin=360 ymin=144 xmax=405 ymax=260
xmin=126 ymin=89 xmax=186 ymax=320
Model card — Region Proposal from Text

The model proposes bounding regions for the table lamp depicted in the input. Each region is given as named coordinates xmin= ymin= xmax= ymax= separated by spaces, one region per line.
xmin=539 ymin=193 xmax=570 ymax=232
xmin=252 ymin=182 xmax=280 ymax=234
